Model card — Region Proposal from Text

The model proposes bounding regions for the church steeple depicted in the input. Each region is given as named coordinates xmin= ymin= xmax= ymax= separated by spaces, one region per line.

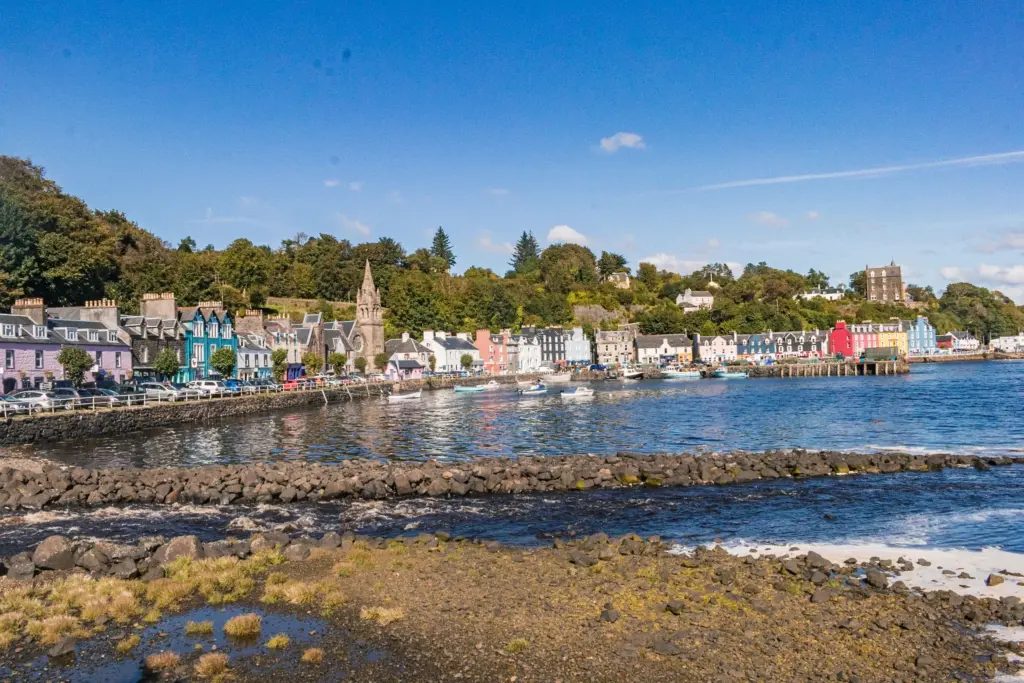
xmin=361 ymin=259 xmax=375 ymax=293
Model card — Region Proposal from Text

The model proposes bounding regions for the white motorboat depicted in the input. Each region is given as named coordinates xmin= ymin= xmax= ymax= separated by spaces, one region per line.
xmin=622 ymin=369 xmax=644 ymax=380
xmin=561 ymin=386 xmax=594 ymax=399
xmin=517 ymin=383 xmax=547 ymax=396
xmin=483 ymin=380 xmax=502 ymax=390
xmin=663 ymin=369 xmax=701 ymax=379
xmin=543 ymin=373 xmax=571 ymax=384
xmin=387 ymin=389 xmax=422 ymax=403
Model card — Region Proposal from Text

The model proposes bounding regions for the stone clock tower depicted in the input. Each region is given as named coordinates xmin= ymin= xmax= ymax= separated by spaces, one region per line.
xmin=354 ymin=260 xmax=385 ymax=370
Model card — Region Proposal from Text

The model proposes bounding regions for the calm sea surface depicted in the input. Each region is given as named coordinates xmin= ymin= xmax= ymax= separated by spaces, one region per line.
xmin=21 ymin=360 xmax=1024 ymax=469
xmin=2 ymin=361 xmax=1022 ymax=558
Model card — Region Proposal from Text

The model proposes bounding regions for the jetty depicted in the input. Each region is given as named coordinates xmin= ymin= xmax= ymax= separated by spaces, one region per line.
xmin=743 ymin=359 xmax=909 ymax=378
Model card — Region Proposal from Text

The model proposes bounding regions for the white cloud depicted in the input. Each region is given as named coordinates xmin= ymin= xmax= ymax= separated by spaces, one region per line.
xmin=188 ymin=207 xmax=260 ymax=225
xmin=806 ymin=210 xmax=820 ymax=221
xmin=349 ymin=181 xmax=364 ymax=192
xmin=337 ymin=213 xmax=371 ymax=236
xmin=973 ymin=229 xmax=1024 ymax=253
xmin=477 ymin=232 xmax=514 ymax=254
xmin=707 ymin=238 xmax=721 ymax=250
xmin=692 ymin=150 xmax=1024 ymax=191
xmin=939 ymin=264 xmax=1024 ymax=302
xmin=324 ymin=179 xmax=341 ymax=188
xmin=599 ymin=132 xmax=645 ymax=153
xmin=547 ymin=225 xmax=588 ymax=245
xmin=486 ymin=187 xmax=510 ymax=197
xmin=978 ymin=264 xmax=1024 ymax=284
xmin=940 ymin=266 xmax=969 ymax=280
xmin=750 ymin=211 xmax=789 ymax=228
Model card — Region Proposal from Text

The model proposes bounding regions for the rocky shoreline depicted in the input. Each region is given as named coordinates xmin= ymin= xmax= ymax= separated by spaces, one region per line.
xmin=1 ymin=529 xmax=1022 ymax=681
xmin=0 ymin=450 xmax=1019 ymax=512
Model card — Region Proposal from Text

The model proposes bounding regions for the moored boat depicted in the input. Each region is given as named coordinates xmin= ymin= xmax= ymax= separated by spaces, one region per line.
xmin=387 ymin=389 xmax=423 ymax=402
xmin=663 ymin=369 xmax=701 ymax=379
xmin=714 ymin=369 xmax=749 ymax=379
xmin=454 ymin=385 xmax=485 ymax=394
xmin=622 ymin=369 xmax=644 ymax=380
xmin=483 ymin=380 xmax=502 ymax=390
xmin=560 ymin=386 xmax=594 ymax=398
xmin=517 ymin=383 xmax=547 ymax=396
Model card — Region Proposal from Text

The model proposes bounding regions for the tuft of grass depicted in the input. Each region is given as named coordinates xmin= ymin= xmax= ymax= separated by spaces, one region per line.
xmin=26 ymin=615 xmax=86 ymax=646
xmin=347 ymin=548 xmax=375 ymax=569
xmin=146 ymin=579 xmax=193 ymax=610
xmin=266 ymin=571 xmax=288 ymax=586
xmin=195 ymin=652 xmax=229 ymax=678
xmin=504 ymin=638 xmax=529 ymax=654
xmin=301 ymin=647 xmax=325 ymax=664
xmin=145 ymin=651 xmax=181 ymax=671
xmin=109 ymin=593 xmax=142 ymax=623
xmin=143 ymin=608 xmax=162 ymax=624
xmin=784 ymin=581 xmax=805 ymax=596
xmin=333 ymin=562 xmax=354 ymax=578
xmin=359 ymin=606 xmax=404 ymax=626
xmin=186 ymin=620 xmax=215 ymax=636
xmin=266 ymin=633 xmax=290 ymax=649
xmin=223 ymin=613 xmax=262 ymax=638
xmin=115 ymin=634 xmax=141 ymax=654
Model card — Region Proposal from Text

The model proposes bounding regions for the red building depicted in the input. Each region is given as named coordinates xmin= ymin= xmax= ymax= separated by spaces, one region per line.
xmin=474 ymin=329 xmax=509 ymax=374
xmin=829 ymin=321 xmax=854 ymax=358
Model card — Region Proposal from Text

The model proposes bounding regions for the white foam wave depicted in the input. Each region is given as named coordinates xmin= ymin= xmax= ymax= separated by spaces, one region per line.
xmin=670 ymin=539 xmax=1024 ymax=599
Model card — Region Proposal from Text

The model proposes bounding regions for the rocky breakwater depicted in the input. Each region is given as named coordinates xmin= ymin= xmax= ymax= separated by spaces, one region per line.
xmin=1 ymin=450 xmax=1019 ymax=512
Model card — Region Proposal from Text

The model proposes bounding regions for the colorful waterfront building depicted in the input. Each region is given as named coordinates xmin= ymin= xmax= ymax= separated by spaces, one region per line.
xmin=829 ymin=321 xmax=855 ymax=358
xmin=180 ymin=302 xmax=237 ymax=380
xmin=475 ymin=329 xmax=511 ymax=374
xmin=899 ymin=316 xmax=938 ymax=355
xmin=1 ymin=298 xmax=132 ymax=392
xmin=831 ymin=320 xmax=908 ymax=358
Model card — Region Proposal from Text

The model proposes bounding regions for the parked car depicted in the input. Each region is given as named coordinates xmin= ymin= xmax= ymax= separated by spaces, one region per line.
xmin=111 ymin=384 xmax=147 ymax=405
xmin=250 ymin=378 xmax=281 ymax=391
xmin=221 ymin=379 xmax=246 ymax=394
xmin=138 ymin=382 xmax=183 ymax=401
xmin=51 ymin=387 xmax=90 ymax=408
xmin=187 ymin=380 xmax=228 ymax=396
xmin=0 ymin=394 xmax=34 ymax=415
xmin=589 ymin=364 xmax=607 ymax=371
xmin=8 ymin=390 xmax=70 ymax=411
xmin=166 ymin=383 xmax=203 ymax=400
xmin=77 ymin=388 xmax=126 ymax=407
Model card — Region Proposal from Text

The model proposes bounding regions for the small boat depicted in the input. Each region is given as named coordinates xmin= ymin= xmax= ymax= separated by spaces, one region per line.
xmin=622 ymin=369 xmax=644 ymax=380
xmin=663 ymin=369 xmax=701 ymax=379
xmin=561 ymin=386 xmax=594 ymax=399
xmin=387 ymin=389 xmax=423 ymax=402
xmin=517 ymin=383 xmax=547 ymax=396
xmin=454 ymin=385 xmax=485 ymax=394
xmin=483 ymin=380 xmax=502 ymax=390
xmin=543 ymin=373 xmax=571 ymax=384
xmin=714 ymin=369 xmax=749 ymax=379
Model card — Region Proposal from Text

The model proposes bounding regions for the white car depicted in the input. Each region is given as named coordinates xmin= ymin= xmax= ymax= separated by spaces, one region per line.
xmin=138 ymin=382 xmax=183 ymax=401
xmin=8 ymin=390 xmax=69 ymax=411
xmin=187 ymin=380 xmax=227 ymax=396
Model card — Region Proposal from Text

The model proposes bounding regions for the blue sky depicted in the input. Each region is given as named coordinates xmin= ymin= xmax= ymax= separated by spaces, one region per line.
xmin=3 ymin=1 xmax=1024 ymax=298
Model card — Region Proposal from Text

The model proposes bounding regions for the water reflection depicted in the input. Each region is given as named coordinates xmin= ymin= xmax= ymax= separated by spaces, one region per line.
xmin=24 ymin=363 xmax=1024 ymax=469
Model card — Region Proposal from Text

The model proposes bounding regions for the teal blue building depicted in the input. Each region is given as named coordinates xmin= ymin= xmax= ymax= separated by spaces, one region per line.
xmin=180 ymin=305 xmax=237 ymax=380
xmin=900 ymin=316 xmax=937 ymax=356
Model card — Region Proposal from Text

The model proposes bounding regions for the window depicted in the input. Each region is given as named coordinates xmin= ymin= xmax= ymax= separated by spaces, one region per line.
xmin=244 ymin=354 xmax=250 ymax=368
xmin=35 ymin=350 xmax=43 ymax=369
xmin=88 ymin=330 xmax=99 ymax=342
xmin=209 ymin=323 xmax=219 ymax=338
xmin=193 ymin=343 xmax=205 ymax=362
xmin=33 ymin=325 xmax=46 ymax=338
xmin=96 ymin=351 xmax=103 ymax=367
xmin=1 ymin=324 xmax=14 ymax=337
xmin=222 ymin=324 xmax=232 ymax=339
xmin=108 ymin=331 xmax=117 ymax=342
xmin=142 ymin=347 xmax=149 ymax=363
xmin=4 ymin=350 xmax=13 ymax=369
xmin=194 ymin=321 xmax=204 ymax=337
xmin=115 ymin=352 xmax=122 ymax=368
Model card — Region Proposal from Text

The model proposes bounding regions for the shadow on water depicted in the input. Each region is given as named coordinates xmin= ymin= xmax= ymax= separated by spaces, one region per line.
xmin=19 ymin=362 xmax=1024 ymax=469
xmin=0 ymin=605 xmax=387 ymax=682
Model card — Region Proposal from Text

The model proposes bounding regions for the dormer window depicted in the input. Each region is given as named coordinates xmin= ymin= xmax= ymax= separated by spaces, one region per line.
xmin=107 ymin=331 xmax=117 ymax=342
xmin=1 ymin=324 xmax=14 ymax=337
xmin=66 ymin=327 xmax=78 ymax=340
xmin=88 ymin=330 xmax=99 ymax=342
xmin=33 ymin=325 xmax=47 ymax=339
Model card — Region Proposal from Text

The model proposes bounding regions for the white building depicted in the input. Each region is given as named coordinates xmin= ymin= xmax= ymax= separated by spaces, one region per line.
xmin=236 ymin=332 xmax=272 ymax=378
xmin=675 ymin=288 xmax=714 ymax=313
xmin=992 ymin=333 xmax=1024 ymax=353
xmin=795 ymin=285 xmax=847 ymax=302
xmin=606 ymin=272 xmax=631 ymax=289
xmin=563 ymin=327 xmax=592 ymax=365
xmin=595 ymin=330 xmax=633 ymax=366
xmin=421 ymin=331 xmax=482 ymax=373
xmin=384 ymin=333 xmax=433 ymax=369
xmin=510 ymin=333 xmax=542 ymax=372
xmin=635 ymin=334 xmax=692 ymax=365
xmin=693 ymin=334 xmax=738 ymax=362
xmin=948 ymin=330 xmax=980 ymax=353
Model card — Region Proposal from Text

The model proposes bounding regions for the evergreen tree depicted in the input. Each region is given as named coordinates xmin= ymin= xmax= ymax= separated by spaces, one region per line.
xmin=598 ymin=251 xmax=628 ymax=278
xmin=509 ymin=231 xmax=540 ymax=275
xmin=430 ymin=226 xmax=456 ymax=270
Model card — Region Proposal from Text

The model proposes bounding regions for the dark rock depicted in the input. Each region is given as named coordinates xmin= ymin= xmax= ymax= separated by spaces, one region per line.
xmin=665 ymin=600 xmax=685 ymax=615
xmin=568 ymin=550 xmax=597 ymax=567
xmin=865 ymin=569 xmax=888 ymax=589
xmin=320 ymin=531 xmax=342 ymax=548
xmin=284 ymin=543 xmax=312 ymax=561
xmin=141 ymin=566 xmax=165 ymax=582
xmin=110 ymin=558 xmax=138 ymax=579
xmin=987 ymin=574 xmax=1005 ymax=587
xmin=152 ymin=535 xmax=203 ymax=566
xmin=77 ymin=547 xmax=111 ymax=572
xmin=649 ymin=639 xmax=682 ymax=657
xmin=782 ymin=559 xmax=802 ymax=575
xmin=600 ymin=608 xmax=620 ymax=623
xmin=810 ymin=589 xmax=831 ymax=603
xmin=48 ymin=636 xmax=76 ymax=658
xmin=32 ymin=535 xmax=75 ymax=570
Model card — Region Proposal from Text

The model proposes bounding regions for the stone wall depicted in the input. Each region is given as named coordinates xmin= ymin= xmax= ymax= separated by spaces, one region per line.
xmin=0 ymin=450 xmax=1018 ymax=511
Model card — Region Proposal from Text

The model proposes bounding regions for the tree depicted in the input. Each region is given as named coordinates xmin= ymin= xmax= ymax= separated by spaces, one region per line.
xmin=177 ymin=237 xmax=196 ymax=253
xmin=271 ymin=348 xmax=289 ymax=381
xmin=598 ymin=251 xmax=628 ymax=278
xmin=328 ymin=352 xmax=348 ymax=374
xmin=637 ymin=262 xmax=660 ymax=290
xmin=217 ymin=238 xmax=272 ymax=292
xmin=354 ymin=356 xmax=367 ymax=374
xmin=849 ymin=270 xmax=867 ymax=298
xmin=374 ymin=352 xmax=389 ymax=371
xmin=805 ymin=269 xmax=830 ymax=289
xmin=460 ymin=354 xmax=474 ymax=371
xmin=209 ymin=347 xmax=237 ymax=377
xmin=509 ymin=231 xmax=540 ymax=275
xmin=430 ymin=226 xmax=456 ymax=270
xmin=540 ymin=244 xmax=598 ymax=292
xmin=907 ymin=284 xmax=937 ymax=304
xmin=301 ymin=352 xmax=323 ymax=375
xmin=56 ymin=346 xmax=94 ymax=387
xmin=428 ymin=355 xmax=437 ymax=372
xmin=153 ymin=348 xmax=180 ymax=380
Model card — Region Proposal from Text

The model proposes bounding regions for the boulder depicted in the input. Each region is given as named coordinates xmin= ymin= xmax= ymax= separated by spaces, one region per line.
xmin=320 ymin=531 xmax=342 ymax=549
xmin=152 ymin=535 xmax=204 ymax=566
xmin=284 ymin=543 xmax=312 ymax=561
xmin=987 ymin=574 xmax=1005 ymax=587
xmin=5 ymin=552 xmax=36 ymax=580
xmin=568 ymin=550 xmax=597 ymax=568
xmin=110 ymin=558 xmax=139 ymax=580
xmin=865 ymin=569 xmax=888 ymax=589
xmin=76 ymin=547 xmax=111 ymax=573
xmin=48 ymin=636 xmax=76 ymax=658
xmin=32 ymin=535 xmax=75 ymax=571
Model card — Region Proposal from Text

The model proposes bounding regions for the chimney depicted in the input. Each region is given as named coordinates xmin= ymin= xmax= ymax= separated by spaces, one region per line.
xmin=11 ymin=297 xmax=45 ymax=324
xmin=401 ymin=331 xmax=410 ymax=342
xmin=81 ymin=298 xmax=120 ymax=331
xmin=423 ymin=330 xmax=434 ymax=342
xmin=140 ymin=292 xmax=177 ymax=320
xmin=236 ymin=309 xmax=265 ymax=336
xmin=436 ymin=330 xmax=447 ymax=340
xmin=197 ymin=300 xmax=223 ymax=310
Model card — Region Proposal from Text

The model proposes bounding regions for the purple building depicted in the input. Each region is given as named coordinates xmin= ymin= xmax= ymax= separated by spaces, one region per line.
xmin=0 ymin=298 xmax=133 ymax=393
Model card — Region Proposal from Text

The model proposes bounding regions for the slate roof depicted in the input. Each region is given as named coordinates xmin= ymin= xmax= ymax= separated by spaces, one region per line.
xmin=394 ymin=359 xmax=424 ymax=369
xmin=635 ymin=334 xmax=691 ymax=348
xmin=324 ymin=328 xmax=354 ymax=353
xmin=434 ymin=336 xmax=477 ymax=351
xmin=385 ymin=338 xmax=432 ymax=355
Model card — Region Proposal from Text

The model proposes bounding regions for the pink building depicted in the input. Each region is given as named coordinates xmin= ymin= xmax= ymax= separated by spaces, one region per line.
xmin=474 ymin=329 xmax=510 ymax=375
xmin=1 ymin=298 xmax=133 ymax=393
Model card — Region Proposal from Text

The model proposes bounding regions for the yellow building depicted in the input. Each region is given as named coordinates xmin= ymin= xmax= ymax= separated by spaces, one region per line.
xmin=875 ymin=321 xmax=909 ymax=356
